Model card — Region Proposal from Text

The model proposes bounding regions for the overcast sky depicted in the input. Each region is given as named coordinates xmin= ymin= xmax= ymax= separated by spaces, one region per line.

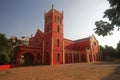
xmin=0 ymin=0 xmax=120 ymax=48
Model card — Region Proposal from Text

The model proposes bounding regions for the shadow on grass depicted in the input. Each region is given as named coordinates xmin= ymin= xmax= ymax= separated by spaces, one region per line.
xmin=93 ymin=61 xmax=120 ymax=65
xmin=93 ymin=61 xmax=120 ymax=80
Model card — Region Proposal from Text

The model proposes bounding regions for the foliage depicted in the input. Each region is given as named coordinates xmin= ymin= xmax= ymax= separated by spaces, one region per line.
xmin=100 ymin=45 xmax=116 ymax=60
xmin=0 ymin=33 xmax=14 ymax=65
xmin=0 ymin=33 xmax=10 ymax=64
xmin=104 ymin=45 xmax=116 ymax=57
xmin=0 ymin=33 xmax=28 ymax=65
xmin=94 ymin=0 xmax=120 ymax=36
xmin=10 ymin=46 xmax=20 ymax=63
xmin=100 ymin=40 xmax=120 ymax=61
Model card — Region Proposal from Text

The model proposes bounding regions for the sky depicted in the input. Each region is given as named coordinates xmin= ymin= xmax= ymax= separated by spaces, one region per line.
xmin=0 ymin=0 xmax=120 ymax=48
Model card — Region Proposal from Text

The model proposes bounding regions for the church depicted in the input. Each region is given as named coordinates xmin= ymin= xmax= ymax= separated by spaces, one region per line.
xmin=13 ymin=5 xmax=102 ymax=65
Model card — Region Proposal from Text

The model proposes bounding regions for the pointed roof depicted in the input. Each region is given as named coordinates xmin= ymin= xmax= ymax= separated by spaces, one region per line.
xmin=44 ymin=5 xmax=63 ymax=16
xmin=34 ymin=29 xmax=44 ymax=37
xmin=52 ymin=4 xmax=54 ymax=10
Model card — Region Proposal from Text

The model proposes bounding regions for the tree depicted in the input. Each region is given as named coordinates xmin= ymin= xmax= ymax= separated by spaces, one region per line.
xmin=94 ymin=0 xmax=120 ymax=36
xmin=100 ymin=45 xmax=116 ymax=61
xmin=0 ymin=33 xmax=13 ymax=65
xmin=0 ymin=33 xmax=9 ymax=64
xmin=104 ymin=45 xmax=116 ymax=57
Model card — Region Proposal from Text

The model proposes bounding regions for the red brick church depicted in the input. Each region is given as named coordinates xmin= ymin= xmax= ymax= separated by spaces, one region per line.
xmin=13 ymin=5 xmax=102 ymax=65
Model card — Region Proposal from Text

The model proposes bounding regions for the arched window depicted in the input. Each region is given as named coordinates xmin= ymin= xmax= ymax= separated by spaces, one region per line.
xmin=46 ymin=26 xmax=49 ymax=32
xmin=57 ymin=16 xmax=60 ymax=23
xmin=57 ymin=25 xmax=60 ymax=32
xmin=56 ymin=53 xmax=60 ymax=62
xmin=57 ymin=39 xmax=60 ymax=47
xmin=46 ymin=41 xmax=50 ymax=47
xmin=36 ymin=38 xmax=40 ymax=43
xmin=94 ymin=42 xmax=96 ymax=46
xmin=37 ymin=53 xmax=40 ymax=59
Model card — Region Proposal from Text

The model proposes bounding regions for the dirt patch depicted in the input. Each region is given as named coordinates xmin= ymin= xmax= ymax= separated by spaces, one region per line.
xmin=0 ymin=62 xmax=120 ymax=80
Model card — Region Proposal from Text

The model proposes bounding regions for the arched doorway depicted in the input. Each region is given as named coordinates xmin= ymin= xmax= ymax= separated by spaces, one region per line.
xmin=56 ymin=53 xmax=60 ymax=62
xmin=20 ymin=52 xmax=34 ymax=65
xmin=65 ymin=54 xmax=68 ymax=63
xmin=37 ymin=53 xmax=41 ymax=64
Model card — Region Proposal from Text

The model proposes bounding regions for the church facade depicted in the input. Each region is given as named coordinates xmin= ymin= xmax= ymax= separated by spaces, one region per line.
xmin=13 ymin=6 xmax=102 ymax=65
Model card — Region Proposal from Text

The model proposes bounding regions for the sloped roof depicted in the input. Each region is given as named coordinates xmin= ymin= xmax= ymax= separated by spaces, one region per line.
xmin=73 ymin=37 xmax=90 ymax=42
xmin=34 ymin=29 xmax=44 ymax=37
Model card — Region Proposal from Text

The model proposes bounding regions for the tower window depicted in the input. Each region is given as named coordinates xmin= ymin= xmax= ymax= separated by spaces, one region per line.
xmin=57 ymin=39 xmax=60 ymax=47
xmin=57 ymin=16 xmax=60 ymax=23
xmin=56 ymin=53 xmax=60 ymax=62
xmin=46 ymin=16 xmax=51 ymax=24
xmin=55 ymin=16 xmax=57 ymax=22
xmin=57 ymin=25 xmax=60 ymax=32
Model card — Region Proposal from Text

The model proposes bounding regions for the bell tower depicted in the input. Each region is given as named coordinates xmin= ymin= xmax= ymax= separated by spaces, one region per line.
xmin=44 ymin=5 xmax=64 ymax=65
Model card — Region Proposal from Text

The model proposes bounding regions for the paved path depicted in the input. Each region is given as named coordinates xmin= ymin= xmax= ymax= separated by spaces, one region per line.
xmin=0 ymin=62 xmax=120 ymax=80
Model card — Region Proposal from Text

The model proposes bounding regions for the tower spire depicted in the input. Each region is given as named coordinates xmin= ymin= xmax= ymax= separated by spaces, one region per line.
xmin=52 ymin=4 xmax=54 ymax=10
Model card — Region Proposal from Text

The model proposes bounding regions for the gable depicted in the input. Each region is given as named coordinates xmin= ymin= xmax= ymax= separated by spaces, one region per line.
xmin=34 ymin=29 xmax=44 ymax=37
xmin=28 ymin=29 xmax=44 ymax=47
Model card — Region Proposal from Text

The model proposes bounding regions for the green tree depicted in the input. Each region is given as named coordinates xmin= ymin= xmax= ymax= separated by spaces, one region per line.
xmin=94 ymin=0 xmax=120 ymax=36
xmin=104 ymin=45 xmax=116 ymax=57
xmin=100 ymin=45 xmax=116 ymax=61
xmin=0 ymin=33 xmax=13 ymax=65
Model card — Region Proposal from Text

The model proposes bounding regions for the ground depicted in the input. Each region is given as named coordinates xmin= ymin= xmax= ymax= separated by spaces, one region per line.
xmin=0 ymin=62 xmax=120 ymax=80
